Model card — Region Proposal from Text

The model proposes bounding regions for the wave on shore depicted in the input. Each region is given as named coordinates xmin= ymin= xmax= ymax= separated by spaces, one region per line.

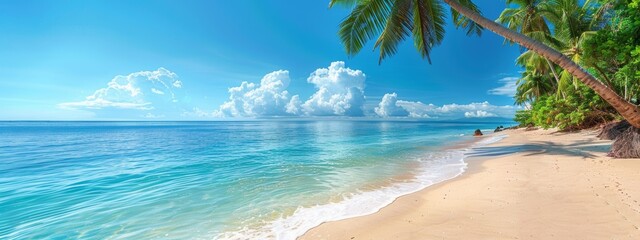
xmin=217 ymin=134 xmax=507 ymax=240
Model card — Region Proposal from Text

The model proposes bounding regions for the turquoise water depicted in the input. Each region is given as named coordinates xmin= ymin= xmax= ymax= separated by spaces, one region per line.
xmin=0 ymin=121 xmax=508 ymax=239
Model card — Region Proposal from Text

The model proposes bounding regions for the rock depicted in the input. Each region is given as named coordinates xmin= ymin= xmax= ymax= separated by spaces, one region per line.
xmin=474 ymin=129 xmax=483 ymax=136
xmin=598 ymin=120 xmax=631 ymax=140
xmin=494 ymin=127 xmax=503 ymax=132
xmin=525 ymin=126 xmax=538 ymax=131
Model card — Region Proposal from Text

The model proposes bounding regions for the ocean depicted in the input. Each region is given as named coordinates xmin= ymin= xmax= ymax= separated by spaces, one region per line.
xmin=0 ymin=120 xmax=509 ymax=239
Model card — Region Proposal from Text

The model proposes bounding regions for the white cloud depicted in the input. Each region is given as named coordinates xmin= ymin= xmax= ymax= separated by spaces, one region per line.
xmin=60 ymin=98 xmax=152 ymax=110
xmin=211 ymin=62 xmax=520 ymax=120
xmin=151 ymin=88 xmax=165 ymax=95
xmin=302 ymin=61 xmax=366 ymax=116
xmin=214 ymin=61 xmax=367 ymax=118
xmin=215 ymin=70 xmax=293 ymax=117
xmin=375 ymin=93 xmax=409 ymax=117
xmin=396 ymin=101 xmax=434 ymax=118
xmin=488 ymin=77 xmax=518 ymax=96
xmin=390 ymin=93 xmax=519 ymax=119
xmin=433 ymin=101 xmax=517 ymax=118
xmin=59 ymin=68 xmax=182 ymax=111
xmin=464 ymin=110 xmax=497 ymax=118
xmin=286 ymin=95 xmax=302 ymax=115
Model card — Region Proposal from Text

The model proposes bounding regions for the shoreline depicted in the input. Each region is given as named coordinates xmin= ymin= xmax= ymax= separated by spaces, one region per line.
xmin=300 ymin=128 xmax=640 ymax=239
xmin=219 ymin=131 xmax=504 ymax=239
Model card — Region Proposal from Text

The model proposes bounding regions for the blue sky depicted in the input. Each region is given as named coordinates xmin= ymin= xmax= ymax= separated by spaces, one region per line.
xmin=0 ymin=0 xmax=524 ymax=120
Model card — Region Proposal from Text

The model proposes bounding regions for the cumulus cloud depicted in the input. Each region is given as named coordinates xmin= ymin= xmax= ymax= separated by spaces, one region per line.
xmin=215 ymin=70 xmax=293 ymax=117
xmin=213 ymin=62 xmax=520 ymax=120
xmin=396 ymin=101 xmax=434 ymax=118
xmin=488 ymin=77 xmax=518 ymax=96
xmin=214 ymin=61 xmax=367 ymax=118
xmin=375 ymin=93 xmax=409 ymax=117
xmin=301 ymin=61 xmax=366 ymax=116
xmin=464 ymin=110 xmax=497 ymax=118
xmin=286 ymin=95 xmax=302 ymax=115
xmin=59 ymin=68 xmax=184 ymax=117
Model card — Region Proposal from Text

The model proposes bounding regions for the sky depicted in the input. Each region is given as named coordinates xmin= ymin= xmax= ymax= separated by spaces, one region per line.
xmin=0 ymin=0 xmax=525 ymax=120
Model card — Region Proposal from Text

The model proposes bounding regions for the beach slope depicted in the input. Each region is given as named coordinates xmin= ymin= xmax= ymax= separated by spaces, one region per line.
xmin=301 ymin=128 xmax=640 ymax=240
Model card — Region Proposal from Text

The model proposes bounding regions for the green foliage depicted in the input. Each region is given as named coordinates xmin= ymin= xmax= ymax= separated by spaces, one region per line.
xmin=515 ymin=84 xmax=615 ymax=130
xmin=582 ymin=0 xmax=640 ymax=104
xmin=514 ymin=110 xmax=534 ymax=127
xmin=330 ymin=0 xmax=483 ymax=64
xmin=513 ymin=0 xmax=640 ymax=129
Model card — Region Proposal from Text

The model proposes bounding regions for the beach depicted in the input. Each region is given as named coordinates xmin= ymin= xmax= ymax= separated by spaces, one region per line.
xmin=301 ymin=128 xmax=640 ymax=240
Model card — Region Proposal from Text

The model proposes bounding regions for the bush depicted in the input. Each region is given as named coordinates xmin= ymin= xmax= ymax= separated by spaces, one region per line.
xmin=514 ymin=85 xmax=616 ymax=130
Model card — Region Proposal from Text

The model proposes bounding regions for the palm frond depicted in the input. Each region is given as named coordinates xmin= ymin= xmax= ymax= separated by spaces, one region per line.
xmin=337 ymin=0 xmax=395 ymax=57
xmin=329 ymin=0 xmax=361 ymax=8
xmin=450 ymin=0 xmax=484 ymax=36
xmin=412 ymin=0 xmax=446 ymax=64
xmin=374 ymin=0 xmax=414 ymax=64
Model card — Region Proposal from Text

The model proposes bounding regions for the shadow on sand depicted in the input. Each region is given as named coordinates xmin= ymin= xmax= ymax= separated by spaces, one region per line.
xmin=467 ymin=138 xmax=611 ymax=159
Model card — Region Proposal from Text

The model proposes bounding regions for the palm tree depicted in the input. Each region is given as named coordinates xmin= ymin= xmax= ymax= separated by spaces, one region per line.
xmin=497 ymin=0 xmax=564 ymax=96
xmin=516 ymin=50 xmax=566 ymax=99
xmin=329 ymin=0 xmax=640 ymax=129
xmin=515 ymin=69 xmax=555 ymax=105
xmin=546 ymin=0 xmax=615 ymax=88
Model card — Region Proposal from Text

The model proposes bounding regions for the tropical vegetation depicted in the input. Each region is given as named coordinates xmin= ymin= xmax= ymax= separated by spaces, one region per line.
xmin=330 ymin=0 xmax=640 ymax=157
xmin=507 ymin=0 xmax=639 ymax=130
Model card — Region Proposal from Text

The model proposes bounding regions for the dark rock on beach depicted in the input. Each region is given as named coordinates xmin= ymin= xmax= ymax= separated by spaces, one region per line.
xmin=474 ymin=129 xmax=483 ymax=136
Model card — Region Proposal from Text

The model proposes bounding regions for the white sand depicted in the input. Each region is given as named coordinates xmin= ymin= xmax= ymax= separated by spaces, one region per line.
xmin=301 ymin=128 xmax=640 ymax=240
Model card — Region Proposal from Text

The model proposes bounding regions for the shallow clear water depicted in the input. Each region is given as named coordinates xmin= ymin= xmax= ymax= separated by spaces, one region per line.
xmin=0 ymin=121 xmax=508 ymax=239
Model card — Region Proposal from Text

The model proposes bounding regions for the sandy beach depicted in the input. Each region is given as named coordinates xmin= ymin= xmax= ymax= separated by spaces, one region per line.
xmin=301 ymin=128 xmax=640 ymax=240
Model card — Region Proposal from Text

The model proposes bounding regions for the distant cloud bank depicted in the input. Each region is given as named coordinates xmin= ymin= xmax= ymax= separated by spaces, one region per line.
xmin=377 ymin=99 xmax=516 ymax=119
xmin=214 ymin=61 xmax=519 ymax=119
xmin=59 ymin=62 xmax=520 ymax=120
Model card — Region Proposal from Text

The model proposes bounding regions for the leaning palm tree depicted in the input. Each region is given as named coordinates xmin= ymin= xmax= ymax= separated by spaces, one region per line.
xmin=330 ymin=0 xmax=640 ymax=157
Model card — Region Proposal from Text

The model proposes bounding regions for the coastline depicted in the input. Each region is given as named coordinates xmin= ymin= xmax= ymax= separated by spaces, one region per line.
xmin=300 ymin=128 xmax=640 ymax=239
xmin=219 ymin=129 xmax=503 ymax=239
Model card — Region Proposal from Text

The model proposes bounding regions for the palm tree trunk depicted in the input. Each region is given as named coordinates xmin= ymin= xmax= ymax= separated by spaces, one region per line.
xmin=443 ymin=0 xmax=640 ymax=129
xmin=545 ymin=59 xmax=565 ymax=99
xmin=545 ymin=59 xmax=560 ymax=85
